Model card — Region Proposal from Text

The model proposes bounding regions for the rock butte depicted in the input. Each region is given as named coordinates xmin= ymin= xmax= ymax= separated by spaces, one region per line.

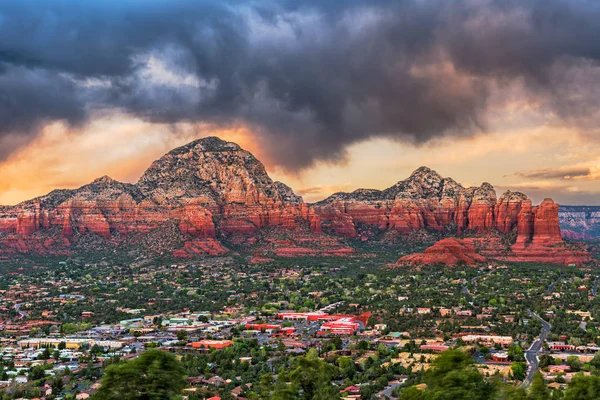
xmin=0 ymin=137 xmax=593 ymax=266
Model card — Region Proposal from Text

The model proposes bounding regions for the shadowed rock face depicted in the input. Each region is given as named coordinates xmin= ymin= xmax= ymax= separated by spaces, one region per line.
xmin=559 ymin=206 xmax=600 ymax=240
xmin=0 ymin=137 xmax=592 ymax=265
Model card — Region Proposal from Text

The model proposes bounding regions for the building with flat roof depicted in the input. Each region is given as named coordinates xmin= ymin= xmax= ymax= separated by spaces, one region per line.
xmin=18 ymin=338 xmax=122 ymax=350
xmin=187 ymin=340 xmax=234 ymax=350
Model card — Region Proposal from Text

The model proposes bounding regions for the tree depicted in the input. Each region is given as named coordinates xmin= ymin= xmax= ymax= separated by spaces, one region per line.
xmin=399 ymin=349 xmax=496 ymax=400
xmin=528 ymin=372 xmax=549 ymax=400
xmin=495 ymin=385 xmax=527 ymax=400
xmin=330 ymin=336 xmax=343 ymax=351
xmin=28 ymin=365 xmax=46 ymax=381
xmin=398 ymin=387 xmax=426 ymax=400
xmin=566 ymin=356 xmax=582 ymax=372
xmin=511 ymin=362 xmax=526 ymax=381
xmin=92 ymin=350 xmax=186 ymax=400
xmin=564 ymin=374 xmax=600 ymax=400
xmin=176 ymin=330 xmax=188 ymax=341
xmin=51 ymin=376 xmax=64 ymax=393
xmin=356 ymin=340 xmax=369 ymax=351
xmin=538 ymin=354 xmax=555 ymax=369
xmin=271 ymin=349 xmax=340 ymax=400
xmin=259 ymin=372 xmax=273 ymax=394
xmin=508 ymin=345 xmax=525 ymax=362
xmin=38 ymin=346 xmax=52 ymax=360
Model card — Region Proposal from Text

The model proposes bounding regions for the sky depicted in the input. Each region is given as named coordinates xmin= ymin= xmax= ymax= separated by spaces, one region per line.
xmin=0 ymin=0 xmax=599 ymax=205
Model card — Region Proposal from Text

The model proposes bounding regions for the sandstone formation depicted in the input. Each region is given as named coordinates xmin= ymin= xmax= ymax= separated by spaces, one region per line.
xmin=0 ymin=137 xmax=592 ymax=265
xmin=559 ymin=206 xmax=600 ymax=240
xmin=399 ymin=238 xmax=487 ymax=266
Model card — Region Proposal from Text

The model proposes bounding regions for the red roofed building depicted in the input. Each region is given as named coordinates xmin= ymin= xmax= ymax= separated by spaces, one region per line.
xmin=320 ymin=318 xmax=359 ymax=335
xmin=548 ymin=342 xmax=576 ymax=352
xmin=341 ymin=385 xmax=361 ymax=395
xmin=420 ymin=344 xmax=450 ymax=352
xmin=276 ymin=312 xmax=371 ymax=326
xmin=280 ymin=327 xmax=296 ymax=335
xmin=188 ymin=340 xmax=234 ymax=350
xmin=245 ymin=324 xmax=280 ymax=331
xmin=490 ymin=352 xmax=509 ymax=362
xmin=548 ymin=365 xmax=571 ymax=373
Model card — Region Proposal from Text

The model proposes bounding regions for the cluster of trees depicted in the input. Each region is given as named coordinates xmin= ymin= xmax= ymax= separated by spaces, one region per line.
xmin=396 ymin=349 xmax=600 ymax=400
xmin=89 ymin=348 xmax=600 ymax=400
xmin=93 ymin=350 xmax=186 ymax=400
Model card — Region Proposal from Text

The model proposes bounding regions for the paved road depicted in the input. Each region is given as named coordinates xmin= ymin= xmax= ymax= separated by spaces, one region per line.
xmin=462 ymin=276 xmax=479 ymax=297
xmin=378 ymin=379 xmax=406 ymax=398
xmin=521 ymin=310 xmax=551 ymax=389
xmin=593 ymin=276 xmax=599 ymax=296
xmin=14 ymin=303 xmax=28 ymax=319
xmin=319 ymin=301 xmax=344 ymax=313
xmin=544 ymin=274 xmax=562 ymax=296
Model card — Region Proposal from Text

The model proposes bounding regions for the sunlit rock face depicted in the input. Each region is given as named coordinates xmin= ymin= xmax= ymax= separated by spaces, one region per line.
xmin=0 ymin=138 xmax=592 ymax=265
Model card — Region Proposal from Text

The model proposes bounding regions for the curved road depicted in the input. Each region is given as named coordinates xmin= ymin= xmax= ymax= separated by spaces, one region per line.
xmin=521 ymin=310 xmax=551 ymax=389
xmin=14 ymin=303 xmax=28 ymax=319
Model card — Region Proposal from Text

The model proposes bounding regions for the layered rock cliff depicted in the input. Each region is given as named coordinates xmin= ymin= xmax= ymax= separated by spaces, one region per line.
xmin=313 ymin=168 xmax=592 ymax=266
xmin=0 ymin=137 xmax=592 ymax=265
xmin=559 ymin=206 xmax=600 ymax=240
xmin=313 ymin=168 xmax=543 ymax=242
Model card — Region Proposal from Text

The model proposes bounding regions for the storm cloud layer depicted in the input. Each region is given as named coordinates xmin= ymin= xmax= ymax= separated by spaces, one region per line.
xmin=1 ymin=0 xmax=600 ymax=169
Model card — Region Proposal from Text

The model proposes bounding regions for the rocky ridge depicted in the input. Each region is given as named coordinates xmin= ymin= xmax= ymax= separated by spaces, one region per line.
xmin=559 ymin=206 xmax=600 ymax=240
xmin=0 ymin=137 xmax=592 ymax=265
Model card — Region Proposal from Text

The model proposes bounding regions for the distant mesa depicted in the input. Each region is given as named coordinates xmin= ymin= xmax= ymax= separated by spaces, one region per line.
xmin=0 ymin=136 xmax=593 ymax=266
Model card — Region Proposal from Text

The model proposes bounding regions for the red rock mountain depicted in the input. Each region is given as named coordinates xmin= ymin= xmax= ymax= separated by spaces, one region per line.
xmin=0 ymin=137 xmax=592 ymax=265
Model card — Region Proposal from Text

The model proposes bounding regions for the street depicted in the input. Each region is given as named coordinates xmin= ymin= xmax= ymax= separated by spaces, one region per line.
xmin=544 ymin=274 xmax=562 ymax=296
xmin=521 ymin=309 xmax=551 ymax=389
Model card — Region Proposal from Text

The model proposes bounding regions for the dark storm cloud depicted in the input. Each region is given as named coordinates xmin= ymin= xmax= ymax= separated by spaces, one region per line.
xmin=0 ymin=66 xmax=87 ymax=158
xmin=1 ymin=0 xmax=600 ymax=168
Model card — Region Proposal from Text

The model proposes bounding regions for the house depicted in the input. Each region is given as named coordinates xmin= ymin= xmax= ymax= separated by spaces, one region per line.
xmin=548 ymin=342 xmax=576 ymax=352
xmin=455 ymin=310 xmax=473 ymax=317
xmin=548 ymin=382 xmax=566 ymax=390
xmin=548 ymin=365 xmax=571 ymax=373
xmin=420 ymin=344 xmax=449 ymax=352
xmin=231 ymin=386 xmax=244 ymax=397
xmin=188 ymin=340 xmax=234 ymax=350
xmin=439 ymin=308 xmax=452 ymax=317
xmin=491 ymin=352 xmax=509 ymax=362
xmin=245 ymin=323 xmax=280 ymax=332
xmin=340 ymin=385 xmax=361 ymax=395
xmin=461 ymin=335 xmax=513 ymax=346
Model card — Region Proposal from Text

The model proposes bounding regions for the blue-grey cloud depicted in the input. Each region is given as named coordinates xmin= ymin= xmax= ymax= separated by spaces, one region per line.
xmin=0 ymin=0 xmax=599 ymax=168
